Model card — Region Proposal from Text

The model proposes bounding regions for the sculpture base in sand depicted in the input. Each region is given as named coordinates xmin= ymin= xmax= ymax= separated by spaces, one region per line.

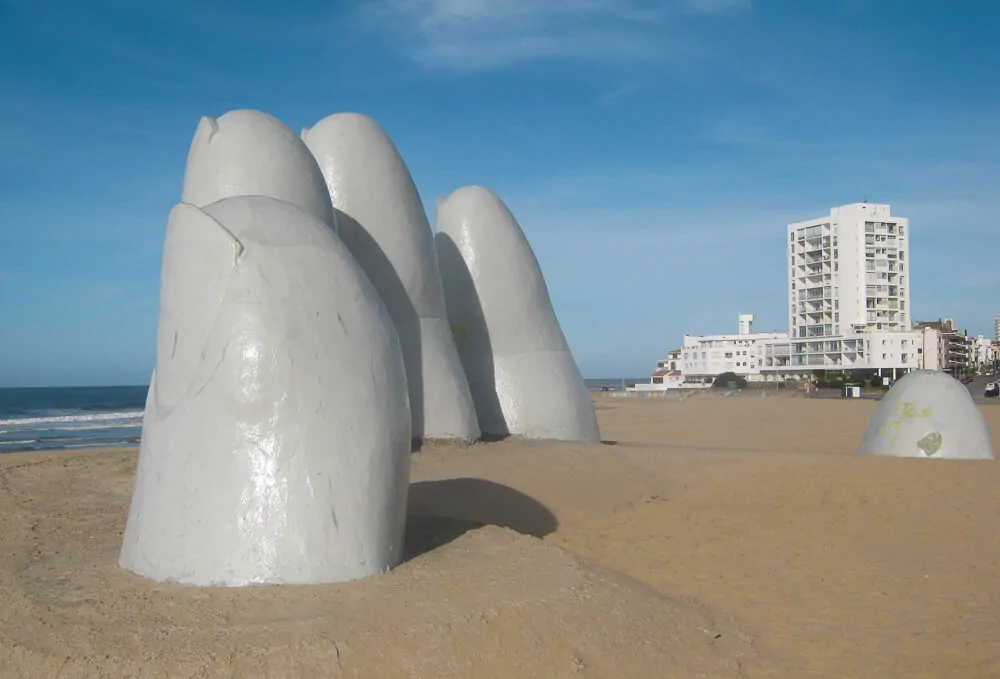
xmin=0 ymin=448 xmax=756 ymax=679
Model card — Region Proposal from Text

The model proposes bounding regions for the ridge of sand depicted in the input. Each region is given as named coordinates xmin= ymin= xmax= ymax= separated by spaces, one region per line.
xmin=0 ymin=447 xmax=766 ymax=679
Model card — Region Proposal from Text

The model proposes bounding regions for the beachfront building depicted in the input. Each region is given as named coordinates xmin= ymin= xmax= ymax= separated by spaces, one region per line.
xmin=652 ymin=202 xmax=936 ymax=385
xmin=914 ymin=318 xmax=973 ymax=376
xmin=654 ymin=349 xmax=683 ymax=374
xmin=972 ymin=335 xmax=998 ymax=374
xmin=788 ymin=202 xmax=910 ymax=338
xmin=760 ymin=328 xmax=933 ymax=380
xmin=680 ymin=314 xmax=789 ymax=383
xmin=742 ymin=202 xmax=920 ymax=380
xmin=994 ymin=313 xmax=1000 ymax=344
xmin=630 ymin=349 xmax=707 ymax=392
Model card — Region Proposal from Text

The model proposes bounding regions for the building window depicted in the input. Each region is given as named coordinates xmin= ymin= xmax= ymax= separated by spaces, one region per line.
xmin=725 ymin=352 xmax=733 ymax=358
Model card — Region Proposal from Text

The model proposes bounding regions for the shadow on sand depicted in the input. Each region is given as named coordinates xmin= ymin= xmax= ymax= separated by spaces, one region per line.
xmin=404 ymin=478 xmax=557 ymax=560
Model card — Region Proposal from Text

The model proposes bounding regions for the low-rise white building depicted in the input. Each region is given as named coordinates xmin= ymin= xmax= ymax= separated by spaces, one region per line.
xmin=973 ymin=335 xmax=997 ymax=373
xmin=629 ymin=349 xmax=710 ymax=393
xmin=645 ymin=312 xmax=934 ymax=386
xmin=760 ymin=329 xmax=932 ymax=380
xmin=680 ymin=314 xmax=789 ymax=382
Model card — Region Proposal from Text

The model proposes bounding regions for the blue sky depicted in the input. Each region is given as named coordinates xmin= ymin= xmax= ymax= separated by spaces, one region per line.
xmin=1 ymin=0 xmax=998 ymax=386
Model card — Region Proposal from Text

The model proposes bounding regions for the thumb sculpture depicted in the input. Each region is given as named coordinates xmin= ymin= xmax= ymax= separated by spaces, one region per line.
xmin=120 ymin=197 xmax=411 ymax=585
xmin=181 ymin=109 xmax=337 ymax=230
xmin=858 ymin=370 xmax=994 ymax=460
xmin=120 ymin=110 xmax=412 ymax=586
xmin=302 ymin=113 xmax=480 ymax=441
xmin=434 ymin=186 xmax=600 ymax=443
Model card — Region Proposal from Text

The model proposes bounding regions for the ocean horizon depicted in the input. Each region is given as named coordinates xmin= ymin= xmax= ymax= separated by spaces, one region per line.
xmin=0 ymin=385 xmax=147 ymax=454
xmin=0 ymin=378 xmax=647 ymax=453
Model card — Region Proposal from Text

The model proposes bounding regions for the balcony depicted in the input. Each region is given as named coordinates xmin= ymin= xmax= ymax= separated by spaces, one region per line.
xmin=801 ymin=237 xmax=831 ymax=253
xmin=791 ymin=355 xmax=833 ymax=367
xmin=802 ymin=325 xmax=833 ymax=338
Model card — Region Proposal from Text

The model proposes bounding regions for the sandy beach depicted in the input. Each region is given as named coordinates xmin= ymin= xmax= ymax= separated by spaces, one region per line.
xmin=2 ymin=392 xmax=999 ymax=678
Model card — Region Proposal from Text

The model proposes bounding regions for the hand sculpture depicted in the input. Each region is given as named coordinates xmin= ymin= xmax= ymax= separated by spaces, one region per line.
xmin=435 ymin=186 xmax=600 ymax=443
xmin=303 ymin=114 xmax=479 ymax=441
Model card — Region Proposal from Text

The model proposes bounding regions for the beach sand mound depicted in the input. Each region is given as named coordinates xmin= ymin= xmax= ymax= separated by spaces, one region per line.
xmin=0 ymin=449 xmax=763 ymax=679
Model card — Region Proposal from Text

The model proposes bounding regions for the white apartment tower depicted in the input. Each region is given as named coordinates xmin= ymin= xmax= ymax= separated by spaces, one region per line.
xmin=788 ymin=203 xmax=910 ymax=339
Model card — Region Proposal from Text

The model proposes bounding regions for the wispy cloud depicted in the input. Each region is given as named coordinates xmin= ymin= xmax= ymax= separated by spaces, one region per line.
xmin=600 ymin=81 xmax=641 ymax=104
xmin=360 ymin=0 xmax=751 ymax=70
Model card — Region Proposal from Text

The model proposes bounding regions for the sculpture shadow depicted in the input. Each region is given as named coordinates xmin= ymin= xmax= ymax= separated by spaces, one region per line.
xmin=334 ymin=208 xmax=425 ymax=440
xmin=404 ymin=477 xmax=558 ymax=560
xmin=433 ymin=232 xmax=508 ymax=436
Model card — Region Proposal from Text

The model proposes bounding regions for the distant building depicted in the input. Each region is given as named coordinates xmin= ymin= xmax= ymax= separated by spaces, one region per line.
xmin=787 ymin=203 xmax=910 ymax=354
xmin=630 ymin=348 xmax=706 ymax=393
xmin=654 ymin=349 xmax=682 ymax=374
xmin=995 ymin=313 xmax=1000 ymax=344
xmin=914 ymin=318 xmax=973 ymax=376
xmin=647 ymin=350 xmax=686 ymax=389
xmin=972 ymin=335 xmax=998 ymax=374
xmin=760 ymin=329 xmax=929 ymax=380
xmin=681 ymin=314 xmax=789 ymax=383
xmin=644 ymin=201 xmax=972 ymax=387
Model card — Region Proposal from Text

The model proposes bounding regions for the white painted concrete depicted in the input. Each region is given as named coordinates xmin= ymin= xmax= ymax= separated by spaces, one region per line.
xmin=682 ymin=314 xmax=788 ymax=381
xmin=858 ymin=370 xmax=994 ymax=459
xmin=788 ymin=203 xmax=910 ymax=338
xmin=434 ymin=186 xmax=600 ymax=443
xmin=181 ymin=110 xmax=336 ymax=229
xmin=302 ymin=113 xmax=479 ymax=441
xmin=120 ymin=196 xmax=411 ymax=586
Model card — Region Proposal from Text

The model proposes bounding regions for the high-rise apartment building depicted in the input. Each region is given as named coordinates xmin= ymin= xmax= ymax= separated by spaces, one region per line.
xmin=995 ymin=313 xmax=1000 ymax=343
xmin=636 ymin=201 xmax=928 ymax=387
xmin=788 ymin=203 xmax=910 ymax=338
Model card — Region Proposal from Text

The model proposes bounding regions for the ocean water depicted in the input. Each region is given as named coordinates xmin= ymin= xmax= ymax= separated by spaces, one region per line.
xmin=0 ymin=386 xmax=147 ymax=454
xmin=0 ymin=380 xmax=644 ymax=453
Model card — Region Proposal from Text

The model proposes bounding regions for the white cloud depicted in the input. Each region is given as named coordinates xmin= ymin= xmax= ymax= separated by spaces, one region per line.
xmin=361 ymin=0 xmax=751 ymax=70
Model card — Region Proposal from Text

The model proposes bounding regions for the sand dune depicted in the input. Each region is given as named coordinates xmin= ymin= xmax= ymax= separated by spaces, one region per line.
xmin=1 ymin=393 xmax=998 ymax=677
